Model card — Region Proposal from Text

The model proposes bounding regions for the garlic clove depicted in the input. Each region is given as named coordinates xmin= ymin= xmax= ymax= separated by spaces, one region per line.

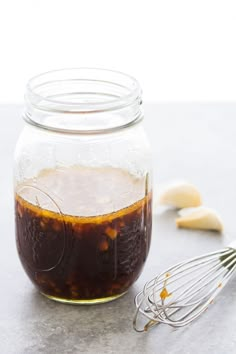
xmin=176 ymin=206 xmax=223 ymax=232
xmin=158 ymin=182 xmax=202 ymax=209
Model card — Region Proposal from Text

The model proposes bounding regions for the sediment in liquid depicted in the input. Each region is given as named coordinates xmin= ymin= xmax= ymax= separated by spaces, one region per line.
xmin=15 ymin=166 xmax=152 ymax=302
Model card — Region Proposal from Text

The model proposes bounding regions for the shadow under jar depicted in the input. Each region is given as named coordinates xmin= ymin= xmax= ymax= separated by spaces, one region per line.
xmin=14 ymin=68 xmax=152 ymax=304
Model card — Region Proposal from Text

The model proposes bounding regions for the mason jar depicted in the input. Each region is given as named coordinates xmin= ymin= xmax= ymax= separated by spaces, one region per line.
xmin=14 ymin=68 xmax=152 ymax=304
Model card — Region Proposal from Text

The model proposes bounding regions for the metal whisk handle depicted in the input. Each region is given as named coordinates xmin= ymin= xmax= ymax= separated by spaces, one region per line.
xmin=228 ymin=240 xmax=236 ymax=250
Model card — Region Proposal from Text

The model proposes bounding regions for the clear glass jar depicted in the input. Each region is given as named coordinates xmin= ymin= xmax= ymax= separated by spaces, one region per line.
xmin=14 ymin=68 xmax=152 ymax=304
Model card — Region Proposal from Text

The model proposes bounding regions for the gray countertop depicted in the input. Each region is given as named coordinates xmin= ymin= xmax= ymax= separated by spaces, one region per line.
xmin=1 ymin=103 xmax=236 ymax=354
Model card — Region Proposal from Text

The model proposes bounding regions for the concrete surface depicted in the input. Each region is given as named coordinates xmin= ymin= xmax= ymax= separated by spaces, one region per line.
xmin=1 ymin=103 xmax=236 ymax=354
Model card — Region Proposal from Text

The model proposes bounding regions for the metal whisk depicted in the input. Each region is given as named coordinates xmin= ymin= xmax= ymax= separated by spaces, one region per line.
xmin=133 ymin=241 xmax=236 ymax=332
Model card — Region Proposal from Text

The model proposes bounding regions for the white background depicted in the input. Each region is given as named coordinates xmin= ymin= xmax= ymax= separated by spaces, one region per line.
xmin=0 ymin=0 xmax=236 ymax=103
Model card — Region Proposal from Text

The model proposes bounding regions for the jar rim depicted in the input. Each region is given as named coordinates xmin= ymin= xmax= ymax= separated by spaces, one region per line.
xmin=26 ymin=68 xmax=142 ymax=113
xmin=24 ymin=68 xmax=143 ymax=134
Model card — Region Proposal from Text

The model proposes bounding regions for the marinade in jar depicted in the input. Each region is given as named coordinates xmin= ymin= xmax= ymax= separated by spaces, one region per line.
xmin=15 ymin=166 xmax=152 ymax=303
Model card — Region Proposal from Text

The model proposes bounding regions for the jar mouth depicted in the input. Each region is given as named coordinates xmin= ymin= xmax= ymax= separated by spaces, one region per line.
xmin=26 ymin=68 xmax=141 ymax=113
xmin=24 ymin=68 xmax=143 ymax=134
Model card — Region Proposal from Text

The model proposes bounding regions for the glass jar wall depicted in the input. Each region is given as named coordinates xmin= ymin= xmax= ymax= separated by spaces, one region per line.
xmin=14 ymin=68 xmax=152 ymax=304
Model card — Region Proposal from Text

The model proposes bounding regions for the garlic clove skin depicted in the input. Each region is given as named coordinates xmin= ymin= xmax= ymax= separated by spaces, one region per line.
xmin=176 ymin=206 xmax=223 ymax=232
xmin=158 ymin=182 xmax=202 ymax=209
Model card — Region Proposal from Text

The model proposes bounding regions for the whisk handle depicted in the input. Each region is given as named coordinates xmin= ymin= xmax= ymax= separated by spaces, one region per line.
xmin=228 ymin=240 xmax=236 ymax=250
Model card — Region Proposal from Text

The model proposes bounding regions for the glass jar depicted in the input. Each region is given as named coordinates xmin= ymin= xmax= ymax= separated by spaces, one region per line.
xmin=14 ymin=68 xmax=152 ymax=304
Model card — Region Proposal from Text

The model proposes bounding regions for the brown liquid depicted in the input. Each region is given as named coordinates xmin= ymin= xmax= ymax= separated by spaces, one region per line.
xmin=15 ymin=166 xmax=152 ymax=303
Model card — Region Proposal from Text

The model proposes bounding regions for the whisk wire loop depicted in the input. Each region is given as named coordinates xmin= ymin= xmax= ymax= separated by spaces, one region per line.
xmin=133 ymin=246 xmax=236 ymax=331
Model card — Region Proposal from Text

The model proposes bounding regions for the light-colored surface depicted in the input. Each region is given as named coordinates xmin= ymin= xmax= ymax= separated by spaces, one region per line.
xmin=1 ymin=103 xmax=236 ymax=354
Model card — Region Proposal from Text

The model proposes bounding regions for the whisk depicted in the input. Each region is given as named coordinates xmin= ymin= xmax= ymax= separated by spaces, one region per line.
xmin=133 ymin=241 xmax=236 ymax=332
